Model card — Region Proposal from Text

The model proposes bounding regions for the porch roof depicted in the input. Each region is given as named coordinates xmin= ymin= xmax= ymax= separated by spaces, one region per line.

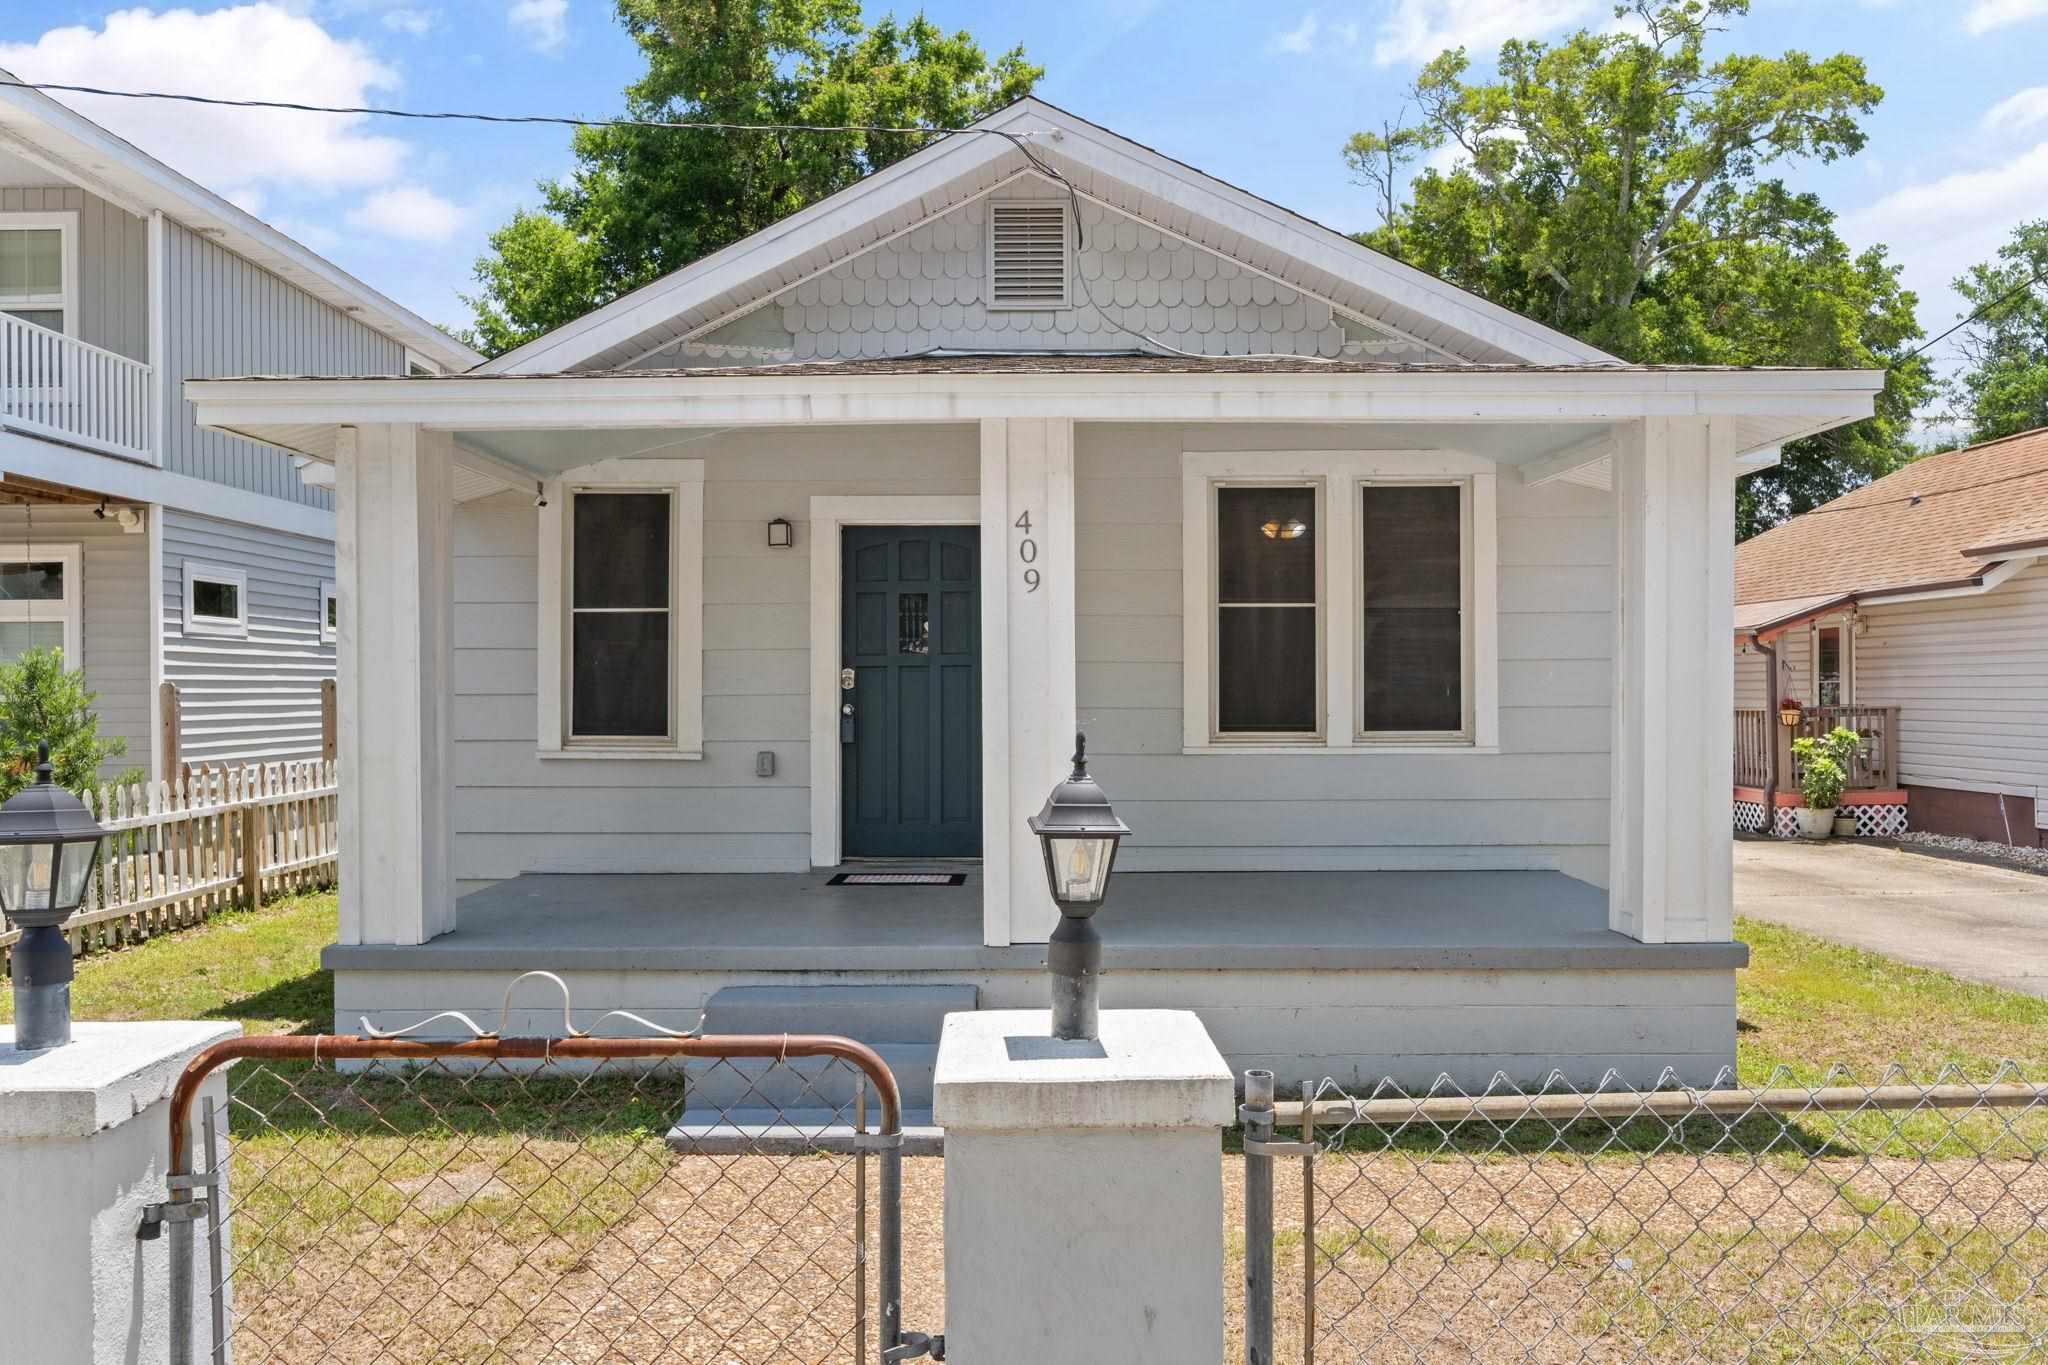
xmin=321 ymin=870 xmax=1748 ymax=975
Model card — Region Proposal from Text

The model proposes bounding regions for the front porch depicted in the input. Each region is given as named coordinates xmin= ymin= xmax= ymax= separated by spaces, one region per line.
xmin=326 ymin=868 xmax=1746 ymax=1090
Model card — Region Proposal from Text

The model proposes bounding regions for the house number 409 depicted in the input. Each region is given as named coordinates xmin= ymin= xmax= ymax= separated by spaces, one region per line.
xmin=1014 ymin=510 xmax=1040 ymax=591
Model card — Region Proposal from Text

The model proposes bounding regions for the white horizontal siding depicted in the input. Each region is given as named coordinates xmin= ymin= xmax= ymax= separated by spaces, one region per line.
xmin=1075 ymin=423 xmax=1614 ymax=886
xmin=0 ymin=505 xmax=149 ymax=778
xmin=160 ymin=507 xmax=335 ymax=765
xmin=1856 ymin=562 xmax=2048 ymax=815
xmin=450 ymin=425 xmax=980 ymax=889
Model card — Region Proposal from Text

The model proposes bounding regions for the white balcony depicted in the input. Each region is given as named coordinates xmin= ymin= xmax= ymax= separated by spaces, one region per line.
xmin=0 ymin=312 xmax=154 ymax=463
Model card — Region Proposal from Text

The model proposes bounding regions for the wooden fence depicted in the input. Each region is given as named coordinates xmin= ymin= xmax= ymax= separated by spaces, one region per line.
xmin=1733 ymin=708 xmax=1772 ymax=787
xmin=0 ymin=759 xmax=337 ymax=968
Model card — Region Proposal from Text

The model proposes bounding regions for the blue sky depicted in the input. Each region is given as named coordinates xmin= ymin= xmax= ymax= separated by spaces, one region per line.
xmin=2 ymin=0 xmax=2045 ymax=386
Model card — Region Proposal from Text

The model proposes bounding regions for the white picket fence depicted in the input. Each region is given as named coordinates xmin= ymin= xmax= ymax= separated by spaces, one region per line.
xmin=0 ymin=759 xmax=337 ymax=965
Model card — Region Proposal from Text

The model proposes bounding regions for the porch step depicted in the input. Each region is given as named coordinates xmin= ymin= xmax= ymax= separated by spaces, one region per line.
xmin=668 ymin=1108 xmax=945 ymax=1156
xmin=678 ymin=1044 xmax=938 ymax=1114
xmin=699 ymin=984 xmax=978 ymax=1043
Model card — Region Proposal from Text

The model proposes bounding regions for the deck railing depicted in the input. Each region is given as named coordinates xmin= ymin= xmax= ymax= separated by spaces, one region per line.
xmin=0 ymin=311 xmax=155 ymax=462
xmin=1733 ymin=708 xmax=1771 ymax=786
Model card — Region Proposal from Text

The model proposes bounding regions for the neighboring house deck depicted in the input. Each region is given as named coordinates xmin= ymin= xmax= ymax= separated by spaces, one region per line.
xmin=1732 ymin=427 xmax=2048 ymax=845
xmin=186 ymin=98 xmax=1884 ymax=1098
xmin=0 ymin=71 xmax=477 ymax=776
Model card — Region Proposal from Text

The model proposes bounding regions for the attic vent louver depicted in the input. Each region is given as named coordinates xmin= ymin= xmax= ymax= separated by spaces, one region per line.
xmin=988 ymin=202 xmax=1071 ymax=309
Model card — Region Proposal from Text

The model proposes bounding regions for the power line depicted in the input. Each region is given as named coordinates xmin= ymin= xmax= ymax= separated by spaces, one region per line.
xmin=1895 ymin=263 xmax=2048 ymax=369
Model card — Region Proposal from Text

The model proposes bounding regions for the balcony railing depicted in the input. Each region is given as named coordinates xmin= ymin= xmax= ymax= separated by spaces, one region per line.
xmin=1736 ymin=704 xmax=1901 ymax=792
xmin=0 ymin=312 xmax=154 ymax=462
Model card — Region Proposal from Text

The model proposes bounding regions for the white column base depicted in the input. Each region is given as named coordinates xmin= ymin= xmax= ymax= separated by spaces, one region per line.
xmin=933 ymin=1009 xmax=1234 ymax=1363
xmin=0 ymin=1020 xmax=239 ymax=1363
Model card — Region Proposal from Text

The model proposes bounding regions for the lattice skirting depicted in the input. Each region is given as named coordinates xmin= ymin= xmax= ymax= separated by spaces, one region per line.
xmin=1733 ymin=799 xmax=1768 ymax=834
xmin=1737 ymin=798 xmax=1908 ymax=838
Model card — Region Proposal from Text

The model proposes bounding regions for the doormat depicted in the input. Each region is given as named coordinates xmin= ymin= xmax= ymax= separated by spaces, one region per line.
xmin=827 ymin=872 xmax=968 ymax=886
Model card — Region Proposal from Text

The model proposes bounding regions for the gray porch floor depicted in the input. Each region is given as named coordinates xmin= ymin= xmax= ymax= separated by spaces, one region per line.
xmin=322 ymin=870 xmax=1747 ymax=972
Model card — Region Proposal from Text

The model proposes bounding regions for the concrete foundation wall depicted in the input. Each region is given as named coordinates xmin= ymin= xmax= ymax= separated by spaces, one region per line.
xmin=335 ymin=963 xmax=1737 ymax=1090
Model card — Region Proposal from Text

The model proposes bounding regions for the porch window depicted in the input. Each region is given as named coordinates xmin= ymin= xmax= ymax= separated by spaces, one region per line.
xmin=0 ymin=213 xmax=77 ymax=336
xmin=1358 ymin=482 xmax=1468 ymax=737
xmin=537 ymin=458 xmax=704 ymax=760
xmin=0 ymin=544 xmax=80 ymax=665
xmin=569 ymin=490 xmax=672 ymax=739
xmin=1214 ymin=483 xmax=1321 ymax=735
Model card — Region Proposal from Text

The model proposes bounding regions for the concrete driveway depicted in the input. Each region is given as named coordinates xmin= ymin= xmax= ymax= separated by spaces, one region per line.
xmin=1734 ymin=839 xmax=2048 ymax=996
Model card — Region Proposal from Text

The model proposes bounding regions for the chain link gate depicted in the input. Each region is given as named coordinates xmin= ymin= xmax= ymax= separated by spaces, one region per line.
xmin=143 ymin=1019 xmax=942 ymax=1365
xmin=1240 ymin=1067 xmax=2048 ymax=1363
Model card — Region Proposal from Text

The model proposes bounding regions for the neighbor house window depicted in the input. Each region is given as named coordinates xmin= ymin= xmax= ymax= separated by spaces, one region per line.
xmin=182 ymin=561 xmax=248 ymax=639
xmin=320 ymin=579 xmax=338 ymax=645
xmin=1183 ymin=451 xmax=1497 ymax=753
xmin=1213 ymin=483 xmax=1321 ymax=736
xmin=1358 ymin=483 xmax=1469 ymax=737
xmin=0 ymin=212 xmax=78 ymax=336
xmin=0 ymin=544 xmax=81 ymax=665
xmin=537 ymin=458 xmax=704 ymax=759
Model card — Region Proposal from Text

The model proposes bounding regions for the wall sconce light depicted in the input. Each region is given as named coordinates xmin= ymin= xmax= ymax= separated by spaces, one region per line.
xmin=767 ymin=517 xmax=794 ymax=549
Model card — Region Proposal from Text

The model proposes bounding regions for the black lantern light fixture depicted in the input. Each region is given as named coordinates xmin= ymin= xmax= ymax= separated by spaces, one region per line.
xmin=767 ymin=516 xmax=794 ymax=549
xmin=0 ymin=743 xmax=108 ymax=1050
xmin=1028 ymin=732 xmax=1130 ymax=1041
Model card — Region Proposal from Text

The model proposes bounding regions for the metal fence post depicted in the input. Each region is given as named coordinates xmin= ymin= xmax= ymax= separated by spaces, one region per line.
xmin=1242 ymin=1069 xmax=1275 ymax=1365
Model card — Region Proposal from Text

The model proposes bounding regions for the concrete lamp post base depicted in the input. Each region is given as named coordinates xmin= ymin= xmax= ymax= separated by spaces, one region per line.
xmin=932 ymin=1008 xmax=1235 ymax=1364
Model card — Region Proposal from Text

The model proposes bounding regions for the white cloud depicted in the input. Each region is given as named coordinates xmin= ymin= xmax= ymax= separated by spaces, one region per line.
xmin=1841 ymin=139 xmax=2048 ymax=356
xmin=1270 ymin=14 xmax=1321 ymax=54
xmin=345 ymin=184 xmax=466 ymax=242
xmin=381 ymin=8 xmax=434 ymax=36
xmin=0 ymin=5 xmax=407 ymax=191
xmin=507 ymin=0 xmax=567 ymax=53
xmin=1963 ymin=0 xmax=2048 ymax=34
xmin=1373 ymin=0 xmax=1599 ymax=66
xmin=1983 ymin=86 xmax=2048 ymax=137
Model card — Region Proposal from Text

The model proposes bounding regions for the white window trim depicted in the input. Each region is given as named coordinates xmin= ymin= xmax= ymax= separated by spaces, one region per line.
xmin=181 ymin=559 xmax=248 ymax=639
xmin=537 ymin=458 xmax=704 ymax=760
xmin=1181 ymin=450 xmax=1498 ymax=755
xmin=985 ymin=199 xmax=1072 ymax=310
xmin=0 ymin=210 xmax=80 ymax=337
xmin=320 ymin=579 xmax=338 ymax=645
xmin=0 ymin=542 xmax=82 ymax=665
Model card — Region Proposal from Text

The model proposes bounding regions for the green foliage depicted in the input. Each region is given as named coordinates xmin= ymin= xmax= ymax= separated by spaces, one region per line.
xmin=1945 ymin=219 xmax=2048 ymax=446
xmin=465 ymin=0 xmax=1041 ymax=355
xmin=0 ymin=647 xmax=133 ymax=800
xmin=1346 ymin=0 xmax=1929 ymax=538
xmin=1790 ymin=725 xmax=1860 ymax=811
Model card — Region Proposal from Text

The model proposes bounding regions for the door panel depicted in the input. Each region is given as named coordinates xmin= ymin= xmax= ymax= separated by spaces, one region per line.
xmin=842 ymin=526 xmax=981 ymax=857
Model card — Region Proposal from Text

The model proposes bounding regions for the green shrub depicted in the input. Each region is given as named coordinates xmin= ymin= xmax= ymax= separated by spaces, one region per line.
xmin=0 ymin=646 xmax=137 ymax=800
xmin=1791 ymin=726 xmax=1862 ymax=811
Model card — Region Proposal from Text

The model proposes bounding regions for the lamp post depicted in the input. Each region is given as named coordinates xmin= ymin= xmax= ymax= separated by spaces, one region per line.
xmin=1028 ymin=732 xmax=1130 ymax=1042
xmin=0 ymin=743 xmax=108 ymax=1050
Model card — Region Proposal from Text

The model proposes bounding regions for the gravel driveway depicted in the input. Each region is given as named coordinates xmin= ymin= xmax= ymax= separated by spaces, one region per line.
xmin=1735 ymin=838 xmax=2048 ymax=996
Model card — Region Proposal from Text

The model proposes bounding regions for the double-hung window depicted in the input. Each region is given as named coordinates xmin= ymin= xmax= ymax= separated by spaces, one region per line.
xmin=0 ymin=212 xmax=77 ymax=336
xmin=0 ymin=544 xmax=80 ymax=665
xmin=1184 ymin=451 xmax=1496 ymax=753
xmin=538 ymin=458 xmax=704 ymax=759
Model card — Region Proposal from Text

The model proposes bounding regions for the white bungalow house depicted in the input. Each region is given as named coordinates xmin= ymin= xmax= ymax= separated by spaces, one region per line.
xmin=186 ymin=101 xmax=1883 ymax=1105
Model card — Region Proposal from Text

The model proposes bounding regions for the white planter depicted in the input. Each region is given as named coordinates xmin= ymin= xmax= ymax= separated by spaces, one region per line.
xmin=1833 ymin=813 xmax=1859 ymax=838
xmin=1795 ymin=807 xmax=1837 ymax=839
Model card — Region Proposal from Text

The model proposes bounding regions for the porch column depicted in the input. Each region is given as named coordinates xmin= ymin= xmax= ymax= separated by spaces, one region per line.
xmin=979 ymin=418 xmax=1077 ymax=945
xmin=333 ymin=423 xmax=455 ymax=945
xmin=1609 ymin=417 xmax=1737 ymax=943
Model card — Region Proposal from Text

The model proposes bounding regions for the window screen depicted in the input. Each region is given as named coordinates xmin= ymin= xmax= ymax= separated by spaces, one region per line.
xmin=1359 ymin=484 xmax=1463 ymax=733
xmin=570 ymin=491 xmax=671 ymax=738
xmin=1215 ymin=485 xmax=1318 ymax=733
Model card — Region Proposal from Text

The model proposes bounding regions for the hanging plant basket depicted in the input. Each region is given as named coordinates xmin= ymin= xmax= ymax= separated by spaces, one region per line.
xmin=1779 ymin=702 xmax=1803 ymax=727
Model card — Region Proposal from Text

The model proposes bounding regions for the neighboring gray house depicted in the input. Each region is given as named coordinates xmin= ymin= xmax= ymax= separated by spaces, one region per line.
xmin=190 ymin=100 xmax=1885 ymax=1100
xmin=0 ymin=72 xmax=477 ymax=778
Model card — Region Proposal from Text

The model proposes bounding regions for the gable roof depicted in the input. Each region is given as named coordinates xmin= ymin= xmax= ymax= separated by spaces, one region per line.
xmin=0 ymin=69 xmax=479 ymax=372
xmin=484 ymin=97 xmax=1618 ymax=376
xmin=1734 ymin=426 xmax=2048 ymax=632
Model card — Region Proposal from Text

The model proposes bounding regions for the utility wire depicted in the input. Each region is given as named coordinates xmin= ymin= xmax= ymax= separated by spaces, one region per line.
xmin=1894 ymin=264 xmax=2048 ymax=368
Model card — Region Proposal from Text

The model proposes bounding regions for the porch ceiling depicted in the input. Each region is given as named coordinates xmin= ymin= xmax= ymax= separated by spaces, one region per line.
xmin=321 ymin=869 xmax=1749 ymax=975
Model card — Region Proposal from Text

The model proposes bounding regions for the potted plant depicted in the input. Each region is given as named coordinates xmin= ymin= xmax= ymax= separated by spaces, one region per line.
xmin=1778 ymin=696 xmax=1804 ymax=728
xmin=1790 ymin=726 xmax=1862 ymax=838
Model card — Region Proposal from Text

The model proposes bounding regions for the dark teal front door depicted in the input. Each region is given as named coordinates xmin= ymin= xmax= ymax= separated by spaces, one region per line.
xmin=841 ymin=526 xmax=981 ymax=858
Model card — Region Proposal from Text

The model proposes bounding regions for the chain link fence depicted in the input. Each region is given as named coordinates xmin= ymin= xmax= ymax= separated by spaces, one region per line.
xmin=150 ymin=1032 xmax=918 ymax=1365
xmin=1241 ymin=1066 xmax=2048 ymax=1364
